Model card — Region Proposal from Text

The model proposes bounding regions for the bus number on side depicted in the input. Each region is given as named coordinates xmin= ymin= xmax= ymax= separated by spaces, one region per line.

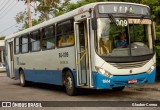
xmin=59 ymin=52 xmax=69 ymax=58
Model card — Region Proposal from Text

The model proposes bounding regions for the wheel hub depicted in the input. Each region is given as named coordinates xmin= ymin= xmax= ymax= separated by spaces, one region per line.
xmin=66 ymin=77 xmax=72 ymax=89
xmin=20 ymin=74 xmax=24 ymax=84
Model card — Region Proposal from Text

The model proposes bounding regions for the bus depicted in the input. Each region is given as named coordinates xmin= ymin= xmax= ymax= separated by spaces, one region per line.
xmin=5 ymin=2 xmax=156 ymax=95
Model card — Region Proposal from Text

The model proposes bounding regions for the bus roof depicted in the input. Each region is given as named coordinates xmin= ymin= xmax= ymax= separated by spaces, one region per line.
xmin=5 ymin=2 xmax=149 ymax=40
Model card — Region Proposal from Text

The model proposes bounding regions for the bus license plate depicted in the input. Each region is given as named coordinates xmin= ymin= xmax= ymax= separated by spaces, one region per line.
xmin=128 ymin=79 xmax=137 ymax=84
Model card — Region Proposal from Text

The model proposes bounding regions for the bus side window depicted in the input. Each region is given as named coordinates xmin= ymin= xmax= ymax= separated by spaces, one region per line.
xmin=30 ymin=30 xmax=41 ymax=52
xmin=15 ymin=37 xmax=20 ymax=54
xmin=57 ymin=19 xmax=74 ymax=48
xmin=41 ymin=25 xmax=55 ymax=50
xmin=22 ymin=34 xmax=29 ymax=53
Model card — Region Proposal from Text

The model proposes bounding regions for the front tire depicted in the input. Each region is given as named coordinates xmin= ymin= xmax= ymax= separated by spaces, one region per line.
xmin=19 ymin=70 xmax=27 ymax=87
xmin=112 ymin=86 xmax=125 ymax=91
xmin=64 ymin=71 xmax=77 ymax=96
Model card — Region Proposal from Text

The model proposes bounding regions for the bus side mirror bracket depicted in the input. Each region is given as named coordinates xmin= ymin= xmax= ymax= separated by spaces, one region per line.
xmin=91 ymin=8 xmax=97 ymax=30
xmin=91 ymin=18 xmax=97 ymax=30
xmin=152 ymin=22 xmax=156 ymax=40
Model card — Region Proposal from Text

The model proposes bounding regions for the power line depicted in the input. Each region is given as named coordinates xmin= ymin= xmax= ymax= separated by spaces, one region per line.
xmin=0 ymin=0 xmax=9 ymax=10
xmin=0 ymin=1 xmax=16 ymax=16
xmin=0 ymin=0 xmax=11 ymax=13
xmin=0 ymin=0 xmax=5 ymax=5
xmin=0 ymin=0 xmax=15 ymax=15
xmin=0 ymin=1 xmax=18 ymax=19
xmin=0 ymin=24 xmax=17 ymax=35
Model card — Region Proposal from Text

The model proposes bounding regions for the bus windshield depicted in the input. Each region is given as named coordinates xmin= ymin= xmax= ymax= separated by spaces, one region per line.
xmin=97 ymin=18 xmax=153 ymax=57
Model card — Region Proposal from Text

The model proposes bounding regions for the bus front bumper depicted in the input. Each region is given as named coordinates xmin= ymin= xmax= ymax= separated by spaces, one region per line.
xmin=92 ymin=68 xmax=156 ymax=89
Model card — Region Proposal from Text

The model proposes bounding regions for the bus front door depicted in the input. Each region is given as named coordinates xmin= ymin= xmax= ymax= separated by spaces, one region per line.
xmin=74 ymin=19 xmax=92 ymax=87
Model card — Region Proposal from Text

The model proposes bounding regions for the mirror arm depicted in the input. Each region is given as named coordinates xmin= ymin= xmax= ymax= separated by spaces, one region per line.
xmin=91 ymin=9 xmax=97 ymax=30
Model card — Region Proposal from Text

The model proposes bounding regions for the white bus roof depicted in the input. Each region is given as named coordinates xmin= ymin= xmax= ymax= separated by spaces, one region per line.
xmin=5 ymin=2 xmax=149 ymax=40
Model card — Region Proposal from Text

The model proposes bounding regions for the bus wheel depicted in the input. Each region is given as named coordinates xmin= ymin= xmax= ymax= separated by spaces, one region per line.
xmin=112 ymin=86 xmax=125 ymax=91
xmin=64 ymin=71 xmax=77 ymax=96
xmin=19 ymin=70 xmax=27 ymax=87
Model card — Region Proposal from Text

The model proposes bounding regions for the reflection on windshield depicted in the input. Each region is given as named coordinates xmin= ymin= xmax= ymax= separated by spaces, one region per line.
xmin=97 ymin=18 xmax=153 ymax=57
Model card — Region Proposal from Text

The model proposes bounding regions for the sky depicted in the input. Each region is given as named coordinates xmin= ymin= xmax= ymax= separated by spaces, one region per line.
xmin=0 ymin=0 xmax=78 ymax=37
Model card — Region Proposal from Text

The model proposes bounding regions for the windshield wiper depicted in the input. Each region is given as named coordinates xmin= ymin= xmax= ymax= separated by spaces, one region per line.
xmin=140 ymin=15 xmax=145 ymax=24
xmin=108 ymin=14 xmax=117 ymax=25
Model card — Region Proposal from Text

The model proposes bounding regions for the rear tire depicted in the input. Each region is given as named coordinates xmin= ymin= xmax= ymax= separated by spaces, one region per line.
xmin=112 ymin=86 xmax=125 ymax=91
xmin=64 ymin=71 xmax=77 ymax=96
xmin=19 ymin=70 xmax=27 ymax=87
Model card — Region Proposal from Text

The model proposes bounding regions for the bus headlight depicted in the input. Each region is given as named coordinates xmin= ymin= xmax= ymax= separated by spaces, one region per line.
xmin=95 ymin=66 xmax=113 ymax=78
xmin=147 ymin=64 xmax=155 ymax=74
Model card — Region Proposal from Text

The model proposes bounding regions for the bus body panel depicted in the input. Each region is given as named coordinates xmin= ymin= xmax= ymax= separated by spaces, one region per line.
xmin=5 ymin=60 xmax=10 ymax=77
xmin=92 ymin=68 xmax=156 ymax=89
xmin=13 ymin=46 xmax=76 ymax=85
xmin=14 ymin=69 xmax=77 ymax=85
xmin=14 ymin=46 xmax=76 ymax=71
xmin=93 ymin=53 xmax=156 ymax=75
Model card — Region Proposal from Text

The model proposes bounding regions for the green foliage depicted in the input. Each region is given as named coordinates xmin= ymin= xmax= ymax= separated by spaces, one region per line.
xmin=61 ymin=0 xmax=108 ymax=13
xmin=53 ymin=0 xmax=71 ymax=17
xmin=0 ymin=37 xmax=5 ymax=40
xmin=15 ymin=11 xmax=42 ymax=30
xmin=21 ymin=19 xmax=42 ymax=30
xmin=35 ymin=0 xmax=61 ymax=20
xmin=16 ymin=0 xmax=71 ymax=29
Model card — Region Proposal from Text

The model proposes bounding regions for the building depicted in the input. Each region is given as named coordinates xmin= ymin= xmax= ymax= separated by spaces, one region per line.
xmin=0 ymin=40 xmax=4 ymax=63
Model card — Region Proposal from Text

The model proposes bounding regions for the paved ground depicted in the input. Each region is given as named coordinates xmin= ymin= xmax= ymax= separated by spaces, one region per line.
xmin=0 ymin=72 xmax=6 ymax=77
xmin=0 ymin=72 xmax=159 ymax=110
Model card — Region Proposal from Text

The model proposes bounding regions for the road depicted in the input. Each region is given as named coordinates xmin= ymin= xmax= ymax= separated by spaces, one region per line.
xmin=0 ymin=72 xmax=160 ymax=110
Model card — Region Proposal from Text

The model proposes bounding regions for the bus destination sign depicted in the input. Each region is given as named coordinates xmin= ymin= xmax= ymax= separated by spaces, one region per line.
xmin=98 ymin=4 xmax=150 ymax=16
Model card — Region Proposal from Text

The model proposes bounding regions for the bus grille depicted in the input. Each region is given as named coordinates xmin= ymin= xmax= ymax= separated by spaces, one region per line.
xmin=109 ymin=60 xmax=149 ymax=69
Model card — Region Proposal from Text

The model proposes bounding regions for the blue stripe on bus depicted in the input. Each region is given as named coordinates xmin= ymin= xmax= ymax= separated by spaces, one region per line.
xmin=5 ymin=60 xmax=10 ymax=77
xmin=14 ymin=69 xmax=76 ymax=86
xmin=92 ymin=68 xmax=156 ymax=89
xmin=14 ymin=68 xmax=156 ymax=89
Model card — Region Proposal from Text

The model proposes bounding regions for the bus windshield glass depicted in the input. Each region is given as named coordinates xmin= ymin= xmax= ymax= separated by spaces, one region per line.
xmin=97 ymin=18 xmax=153 ymax=57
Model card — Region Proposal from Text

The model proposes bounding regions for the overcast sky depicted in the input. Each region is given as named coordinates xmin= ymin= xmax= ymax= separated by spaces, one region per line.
xmin=0 ymin=0 xmax=78 ymax=37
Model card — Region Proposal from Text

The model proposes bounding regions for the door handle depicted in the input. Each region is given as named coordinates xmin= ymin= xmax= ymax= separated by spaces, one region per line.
xmin=76 ymin=50 xmax=87 ymax=65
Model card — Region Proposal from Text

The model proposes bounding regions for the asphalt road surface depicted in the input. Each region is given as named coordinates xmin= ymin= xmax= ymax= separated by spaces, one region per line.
xmin=0 ymin=72 xmax=159 ymax=110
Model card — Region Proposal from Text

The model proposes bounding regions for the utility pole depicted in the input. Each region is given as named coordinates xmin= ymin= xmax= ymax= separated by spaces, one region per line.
xmin=27 ymin=0 xmax=32 ymax=27
xmin=44 ymin=0 xmax=49 ymax=20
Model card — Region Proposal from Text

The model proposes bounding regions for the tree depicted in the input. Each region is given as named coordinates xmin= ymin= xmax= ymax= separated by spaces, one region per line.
xmin=35 ymin=0 xmax=61 ymax=20
xmin=15 ymin=0 xmax=70 ymax=29
xmin=144 ymin=0 xmax=160 ymax=38
xmin=53 ymin=0 xmax=71 ymax=17
xmin=15 ymin=11 xmax=42 ymax=30
xmin=0 ymin=36 xmax=5 ymax=40
xmin=57 ymin=0 xmax=108 ymax=14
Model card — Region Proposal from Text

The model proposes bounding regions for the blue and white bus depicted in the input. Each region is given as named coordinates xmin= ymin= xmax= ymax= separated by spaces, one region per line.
xmin=5 ymin=2 xmax=156 ymax=95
